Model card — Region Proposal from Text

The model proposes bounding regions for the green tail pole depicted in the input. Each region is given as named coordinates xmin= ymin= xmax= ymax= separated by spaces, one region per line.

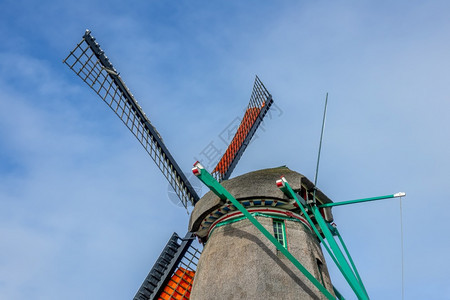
xmin=278 ymin=177 xmax=369 ymax=300
xmin=311 ymin=205 xmax=369 ymax=299
xmin=278 ymin=180 xmax=354 ymax=281
xmin=333 ymin=226 xmax=368 ymax=296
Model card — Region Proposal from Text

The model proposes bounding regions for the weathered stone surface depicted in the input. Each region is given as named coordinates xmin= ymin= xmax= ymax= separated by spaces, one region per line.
xmin=190 ymin=216 xmax=334 ymax=299
xmin=189 ymin=167 xmax=335 ymax=299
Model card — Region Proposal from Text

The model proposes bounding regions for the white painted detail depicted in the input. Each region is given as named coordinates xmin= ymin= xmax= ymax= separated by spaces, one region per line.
xmin=193 ymin=161 xmax=204 ymax=169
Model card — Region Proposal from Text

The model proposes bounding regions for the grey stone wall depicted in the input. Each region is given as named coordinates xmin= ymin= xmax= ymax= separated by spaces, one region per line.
xmin=190 ymin=216 xmax=334 ymax=300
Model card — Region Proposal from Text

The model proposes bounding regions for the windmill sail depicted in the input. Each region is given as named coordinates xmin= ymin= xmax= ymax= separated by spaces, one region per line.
xmin=212 ymin=76 xmax=273 ymax=181
xmin=63 ymin=30 xmax=199 ymax=208
xmin=134 ymin=232 xmax=201 ymax=300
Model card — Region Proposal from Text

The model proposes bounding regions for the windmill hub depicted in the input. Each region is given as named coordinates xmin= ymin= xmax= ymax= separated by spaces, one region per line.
xmin=189 ymin=166 xmax=335 ymax=299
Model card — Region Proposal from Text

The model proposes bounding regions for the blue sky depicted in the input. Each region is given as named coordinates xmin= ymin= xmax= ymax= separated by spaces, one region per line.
xmin=1 ymin=0 xmax=449 ymax=299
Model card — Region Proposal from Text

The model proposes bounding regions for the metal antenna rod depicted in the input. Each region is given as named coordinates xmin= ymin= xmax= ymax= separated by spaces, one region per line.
xmin=400 ymin=196 xmax=405 ymax=300
xmin=313 ymin=93 xmax=329 ymax=202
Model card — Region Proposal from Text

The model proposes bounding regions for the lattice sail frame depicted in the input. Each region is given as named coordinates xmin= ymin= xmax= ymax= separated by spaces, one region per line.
xmin=212 ymin=76 xmax=273 ymax=182
xmin=134 ymin=232 xmax=201 ymax=300
xmin=158 ymin=243 xmax=201 ymax=300
xmin=63 ymin=30 xmax=199 ymax=208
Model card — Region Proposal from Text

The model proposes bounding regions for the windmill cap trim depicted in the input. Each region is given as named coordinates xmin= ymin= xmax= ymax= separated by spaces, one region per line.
xmin=206 ymin=207 xmax=312 ymax=238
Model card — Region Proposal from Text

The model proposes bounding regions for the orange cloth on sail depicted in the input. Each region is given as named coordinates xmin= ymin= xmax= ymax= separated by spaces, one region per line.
xmin=158 ymin=267 xmax=195 ymax=300
xmin=213 ymin=106 xmax=262 ymax=175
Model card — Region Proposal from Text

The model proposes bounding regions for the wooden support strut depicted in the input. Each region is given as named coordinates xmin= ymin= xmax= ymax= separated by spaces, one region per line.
xmin=277 ymin=177 xmax=369 ymax=300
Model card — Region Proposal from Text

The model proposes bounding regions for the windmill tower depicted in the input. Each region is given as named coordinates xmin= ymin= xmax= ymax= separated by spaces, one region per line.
xmin=189 ymin=166 xmax=335 ymax=299
xmin=64 ymin=30 xmax=404 ymax=300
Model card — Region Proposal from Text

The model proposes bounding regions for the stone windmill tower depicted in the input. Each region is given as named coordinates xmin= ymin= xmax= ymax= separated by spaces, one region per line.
xmin=189 ymin=166 xmax=336 ymax=299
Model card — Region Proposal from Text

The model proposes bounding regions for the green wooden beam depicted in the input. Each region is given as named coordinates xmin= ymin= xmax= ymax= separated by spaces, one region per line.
xmin=310 ymin=205 xmax=369 ymax=299
xmin=333 ymin=225 xmax=368 ymax=297
xmin=278 ymin=178 xmax=369 ymax=300
xmin=319 ymin=193 xmax=406 ymax=208
xmin=277 ymin=179 xmax=351 ymax=279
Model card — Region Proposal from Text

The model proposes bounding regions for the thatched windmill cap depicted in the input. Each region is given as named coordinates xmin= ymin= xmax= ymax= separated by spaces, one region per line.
xmin=189 ymin=166 xmax=333 ymax=234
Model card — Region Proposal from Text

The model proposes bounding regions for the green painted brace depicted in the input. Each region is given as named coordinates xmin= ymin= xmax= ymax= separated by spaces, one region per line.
xmin=319 ymin=193 xmax=405 ymax=208
xmin=279 ymin=178 xmax=369 ymax=300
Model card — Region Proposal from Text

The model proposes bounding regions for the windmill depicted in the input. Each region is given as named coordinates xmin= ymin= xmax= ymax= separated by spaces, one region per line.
xmin=64 ymin=30 xmax=273 ymax=300
xmin=64 ymin=30 xmax=405 ymax=300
